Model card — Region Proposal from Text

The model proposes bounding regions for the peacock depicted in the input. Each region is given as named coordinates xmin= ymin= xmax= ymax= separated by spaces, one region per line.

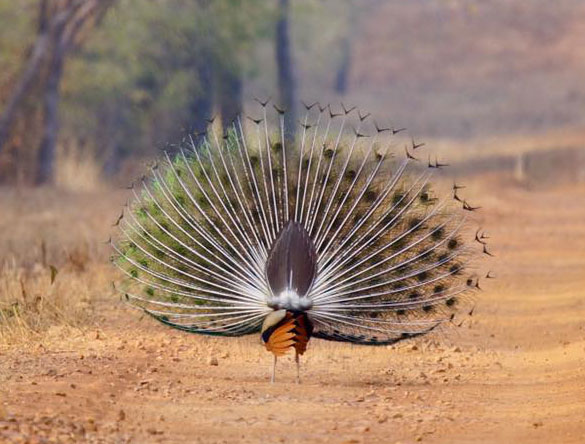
xmin=111 ymin=100 xmax=491 ymax=383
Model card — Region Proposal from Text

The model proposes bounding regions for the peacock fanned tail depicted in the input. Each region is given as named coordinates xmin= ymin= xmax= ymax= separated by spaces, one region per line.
xmin=112 ymin=101 xmax=490 ymax=349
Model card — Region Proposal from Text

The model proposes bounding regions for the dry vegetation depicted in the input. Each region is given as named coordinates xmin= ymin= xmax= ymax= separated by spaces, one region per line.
xmin=0 ymin=186 xmax=124 ymax=345
xmin=0 ymin=264 xmax=93 ymax=345
xmin=1 ymin=137 xmax=584 ymax=442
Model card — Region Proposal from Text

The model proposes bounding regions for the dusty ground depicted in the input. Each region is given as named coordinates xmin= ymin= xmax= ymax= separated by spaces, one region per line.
xmin=1 ymin=171 xmax=584 ymax=443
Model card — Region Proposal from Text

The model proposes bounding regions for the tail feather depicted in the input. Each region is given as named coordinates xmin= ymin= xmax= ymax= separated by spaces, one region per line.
xmin=113 ymin=101 xmax=488 ymax=340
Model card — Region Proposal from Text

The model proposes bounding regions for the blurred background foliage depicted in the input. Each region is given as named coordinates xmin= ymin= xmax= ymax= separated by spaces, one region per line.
xmin=1 ymin=0 xmax=584 ymax=187
xmin=62 ymin=0 xmax=275 ymax=171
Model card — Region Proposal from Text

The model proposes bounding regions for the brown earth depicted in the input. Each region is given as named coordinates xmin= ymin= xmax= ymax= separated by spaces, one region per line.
xmin=1 ymin=170 xmax=584 ymax=443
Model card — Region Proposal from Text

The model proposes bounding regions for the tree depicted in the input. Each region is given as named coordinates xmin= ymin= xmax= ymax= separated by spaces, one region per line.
xmin=37 ymin=0 xmax=115 ymax=184
xmin=69 ymin=0 xmax=270 ymax=158
xmin=276 ymin=0 xmax=297 ymax=140
xmin=0 ymin=0 xmax=55 ymax=155
xmin=218 ymin=64 xmax=243 ymax=133
xmin=334 ymin=32 xmax=351 ymax=95
xmin=1 ymin=0 xmax=274 ymax=183
xmin=0 ymin=0 xmax=115 ymax=184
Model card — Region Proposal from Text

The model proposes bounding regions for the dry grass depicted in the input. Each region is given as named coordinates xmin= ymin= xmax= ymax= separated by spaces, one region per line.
xmin=0 ymin=185 xmax=126 ymax=347
xmin=54 ymin=142 xmax=104 ymax=192
xmin=0 ymin=261 xmax=114 ymax=347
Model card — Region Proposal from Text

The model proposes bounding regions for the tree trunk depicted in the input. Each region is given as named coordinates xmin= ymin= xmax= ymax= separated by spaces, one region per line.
xmin=1 ymin=0 xmax=115 ymax=183
xmin=103 ymin=141 xmax=120 ymax=177
xmin=0 ymin=1 xmax=51 ymax=154
xmin=276 ymin=0 xmax=297 ymax=140
xmin=187 ymin=57 xmax=214 ymax=147
xmin=101 ymin=104 xmax=122 ymax=177
xmin=35 ymin=0 xmax=114 ymax=184
xmin=335 ymin=1 xmax=358 ymax=96
xmin=36 ymin=44 xmax=65 ymax=185
xmin=219 ymin=66 xmax=243 ymax=133
xmin=334 ymin=36 xmax=351 ymax=95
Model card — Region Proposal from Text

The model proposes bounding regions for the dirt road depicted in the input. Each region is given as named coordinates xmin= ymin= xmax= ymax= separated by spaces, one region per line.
xmin=1 ymin=175 xmax=584 ymax=443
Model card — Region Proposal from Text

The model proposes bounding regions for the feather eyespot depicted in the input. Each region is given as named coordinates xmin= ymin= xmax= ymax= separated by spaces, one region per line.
xmin=345 ymin=170 xmax=356 ymax=180
xmin=431 ymin=227 xmax=445 ymax=240
xmin=364 ymin=190 xmax=377 ymax=202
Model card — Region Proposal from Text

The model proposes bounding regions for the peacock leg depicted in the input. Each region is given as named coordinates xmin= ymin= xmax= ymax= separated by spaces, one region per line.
xmin=271 ymin=355 xmax=277 ymax=383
